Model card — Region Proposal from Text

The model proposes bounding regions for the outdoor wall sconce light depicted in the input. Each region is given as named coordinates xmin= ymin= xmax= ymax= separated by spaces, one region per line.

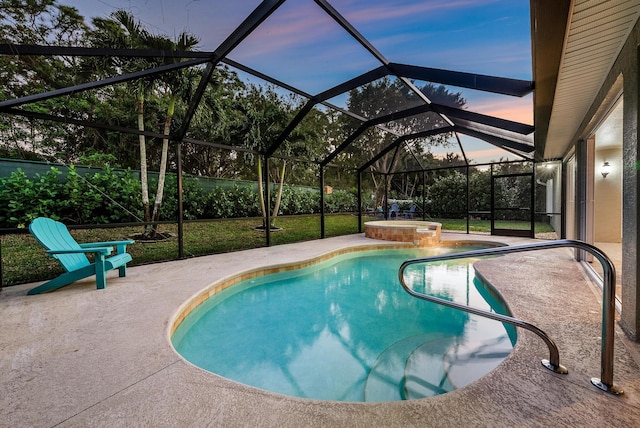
xmin=601 ymin=161 xmax=611 ymax=178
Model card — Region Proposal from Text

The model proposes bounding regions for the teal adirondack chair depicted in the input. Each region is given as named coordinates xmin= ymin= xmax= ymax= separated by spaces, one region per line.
xmin=28 ymin=217 xmax=135 ymax=295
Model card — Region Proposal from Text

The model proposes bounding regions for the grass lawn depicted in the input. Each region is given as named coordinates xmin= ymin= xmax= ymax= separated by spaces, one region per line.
xmin=1 ymin=214 xmax=555 ymax=286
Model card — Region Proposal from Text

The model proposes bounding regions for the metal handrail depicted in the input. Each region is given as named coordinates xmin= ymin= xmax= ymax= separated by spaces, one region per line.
xmin=398 ymin=239 xmax=623 ymax=395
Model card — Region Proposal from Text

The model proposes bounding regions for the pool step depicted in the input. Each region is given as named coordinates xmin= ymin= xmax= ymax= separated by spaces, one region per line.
xmin=363 ymin=334 xmax=453 ymax=402
xmin=403 ymin=336 xmax=512 ymax=399
xmin=364 ymin=335 xmax=513 ymax=402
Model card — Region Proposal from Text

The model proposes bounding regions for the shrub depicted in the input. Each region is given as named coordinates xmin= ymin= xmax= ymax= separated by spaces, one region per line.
xmin=279 ymin=185 xmax=319 ymax=215
xmin=63 ymin=165 xmax=142 ymax=224
xmin=324 ymin=189 xmax=357 ymax=213
xmin=0 ymin=166 xmax=142 ymax=227
xmin=156 ymin=175 xmax=209 ymax=221
xmin=231 ymin=184 xmax=260 ymax=217
xmin=0 ymin=165 xmax=357 ymax=227
xmin=0 ymin=168 xmax=65 ymax=227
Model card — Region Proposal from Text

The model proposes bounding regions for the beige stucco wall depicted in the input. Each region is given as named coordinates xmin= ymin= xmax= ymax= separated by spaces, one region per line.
xmin=594 ymin=147 xmax=623 ymax=242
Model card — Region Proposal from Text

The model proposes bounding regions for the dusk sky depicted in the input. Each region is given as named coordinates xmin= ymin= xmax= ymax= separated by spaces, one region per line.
xmin=61 ymin=0 xmax=533 ymax=163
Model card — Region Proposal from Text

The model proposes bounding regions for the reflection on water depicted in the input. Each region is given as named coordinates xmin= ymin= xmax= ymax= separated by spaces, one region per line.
xmin=173 ymin=247 xmax=512 ymax=401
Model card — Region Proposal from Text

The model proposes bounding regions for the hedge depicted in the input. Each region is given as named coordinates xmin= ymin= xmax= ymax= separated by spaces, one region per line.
xmin=0 ymin=166 xmax=358 ymax=228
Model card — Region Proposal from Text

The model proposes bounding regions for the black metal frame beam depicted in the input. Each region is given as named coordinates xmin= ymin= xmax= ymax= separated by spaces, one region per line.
xmin=453 ymin=125 xmax=534 ymax=156
xmin=6 ymin=108 xmax=170 ymax=141
xmin=358 ymin=127 xmax=454 ymax=172
xmin=432 ymin=104 xmax=534 ymax=135
xmin=315 ymin=66 xmax=388 ymax=101
xmin=0 ymin=44 xmax=213 ymax=58
xmin=404 ymin=137 xmax=425 ymax=171
xmin=175 ymin=0 xmax=286 ymax=143
xmin=222 ymin=58 xmax=314 ymax=100
xmin=321 ymin=104 xmax=439 ymax=166
xmin=455 ymin=133 xmax=469 ymax=165
xmin=314 ymin=0 xmax=389 ymax=66
xmin=321 ymin=124 xmax=368 ymax=167
xmin=453 ymin=117 xmax=534 ymax=141
xmin=215 ymin=1 xmax=286 ymax=58
xmin=182 ymin=138 xmax=260 ymax=155
xmin=265 ymin=100 xmax=317 ymax=157
xmin=388 ymin=63 xmax=534 ymax=97
xmin=367 ymin=104 xmax=433 ymax=127
xmin=387 ymin=145 xmax=401 ymax=174
xmin=0 ymin=57 xmax=209 ymax=110
xmin=265 ymin=65 xmax=401 ymax=157
xmin=175 ymin=62 xmax=216 ymax=141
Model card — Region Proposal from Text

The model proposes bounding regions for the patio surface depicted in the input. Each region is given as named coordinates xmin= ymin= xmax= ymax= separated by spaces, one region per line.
xmin=2 ymin=233 xmax=640 ymax=427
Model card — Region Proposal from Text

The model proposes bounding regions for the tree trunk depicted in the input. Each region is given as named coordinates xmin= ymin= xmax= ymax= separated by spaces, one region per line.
xmin=257 ymin=157 xmax=267 ymax=228
xmin=370 ymin=172 xmax=383 ymax=206
xmin=270 ymin=160 xmax=286 ymax=227
xmin=137 ymin=90 xmax=151 ymax=235
xmin=149 ymin=95 xmax=175 ymax=238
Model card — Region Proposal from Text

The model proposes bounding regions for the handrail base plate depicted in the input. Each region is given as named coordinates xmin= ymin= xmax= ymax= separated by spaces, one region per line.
xmin=542 ymin=359 xmax=568 ymax=374
xmin=591 ymin=378 xmax=624 ymax=395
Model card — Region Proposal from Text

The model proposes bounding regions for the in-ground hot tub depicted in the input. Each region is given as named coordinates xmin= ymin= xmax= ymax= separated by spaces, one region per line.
xmin=365 ymin=220 xmax=442 ymax=246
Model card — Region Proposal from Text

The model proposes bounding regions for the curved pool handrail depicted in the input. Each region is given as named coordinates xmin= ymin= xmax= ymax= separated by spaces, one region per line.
xmin=399 ymin=260 xmax=568 ymax=377
xmin=398 ymin=239 xmax=622 ymax=395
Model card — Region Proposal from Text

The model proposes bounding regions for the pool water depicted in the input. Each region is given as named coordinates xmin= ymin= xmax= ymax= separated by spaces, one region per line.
xmin=172 ymin=247 xmax=515 ymax=402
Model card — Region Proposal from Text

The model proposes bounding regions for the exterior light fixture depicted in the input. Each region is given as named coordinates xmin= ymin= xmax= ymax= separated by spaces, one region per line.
xmin=601 ymin=161 xmax=611 ymax=178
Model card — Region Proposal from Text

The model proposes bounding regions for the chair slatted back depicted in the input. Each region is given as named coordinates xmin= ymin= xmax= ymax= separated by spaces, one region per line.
xmin=29 ymin=218 xmax=90 ymax=272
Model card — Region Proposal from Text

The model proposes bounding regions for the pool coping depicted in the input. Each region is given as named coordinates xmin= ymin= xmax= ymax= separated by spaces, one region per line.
xmin=2 ymin=233 xmax=640 ymax=427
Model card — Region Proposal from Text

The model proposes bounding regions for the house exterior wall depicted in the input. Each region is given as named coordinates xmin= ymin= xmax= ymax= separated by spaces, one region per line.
xmin=570 ymin=19 xmax=640 ymax=339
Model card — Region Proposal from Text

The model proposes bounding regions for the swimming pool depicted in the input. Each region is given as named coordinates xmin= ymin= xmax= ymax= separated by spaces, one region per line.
xmin=171 ymin=245 xmax=515 ymax=402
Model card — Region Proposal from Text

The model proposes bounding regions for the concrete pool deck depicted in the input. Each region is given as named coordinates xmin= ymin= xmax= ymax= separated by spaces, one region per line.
xmin=1 ymin=233 xmax=640 ymax=427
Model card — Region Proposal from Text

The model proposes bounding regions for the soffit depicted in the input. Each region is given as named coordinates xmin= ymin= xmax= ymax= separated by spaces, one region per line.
xmin=542 ymin=0 xmax=640 ymax=160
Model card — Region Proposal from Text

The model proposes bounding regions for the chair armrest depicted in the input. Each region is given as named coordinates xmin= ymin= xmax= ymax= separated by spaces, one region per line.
xmin=79 ymin=240 xmax=135 ymax=247
xmin=48 ymin=247 xmax=113 ymax=256
xmin=80 ymin=240 xmax=134 ymax=254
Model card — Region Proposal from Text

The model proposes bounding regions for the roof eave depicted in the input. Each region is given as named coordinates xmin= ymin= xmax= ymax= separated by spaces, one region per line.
xmin=531 ymin=0 xmax=572 ymax=161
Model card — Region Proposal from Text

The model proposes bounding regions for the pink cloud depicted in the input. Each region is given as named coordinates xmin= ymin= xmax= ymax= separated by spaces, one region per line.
xmin=469 ymin=95 xmax=533 ymax=125
xmin=231 ymin=0 xmax=504 ymax=63
xmin=430 ymin=143 xmax=523 ymax=163
xmin=342 ymin=0 xmax=499 ymax=24
xmin=230 ymin=1 xmax=341 ymax=59
xmin=463 ymin=147 xmax=519 ymax=162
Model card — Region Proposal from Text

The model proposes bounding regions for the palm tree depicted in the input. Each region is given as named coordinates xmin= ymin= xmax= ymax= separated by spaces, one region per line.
xmin=146 ymin=32 xmax=200 ymax=237
xmin=86 ymin=11 xmax=155 ymax=229
xmin=87 ymin=11 xmax=199 ymax=238
xmin=239 ymin=85 xmax=296 ymax=229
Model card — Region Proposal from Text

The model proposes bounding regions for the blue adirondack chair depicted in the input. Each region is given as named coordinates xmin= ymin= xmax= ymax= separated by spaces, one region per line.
xmin=389 ymin=203 xmax=400 ymax=218
xmin=403 ymin=204 xmax=417 ymax=218
xmin=28 ymin=217 xmax=135 ymax=295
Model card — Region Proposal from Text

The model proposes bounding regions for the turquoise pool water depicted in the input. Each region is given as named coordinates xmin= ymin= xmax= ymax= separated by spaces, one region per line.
xmin=172 ymin=246 xmax=515 ymax=402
